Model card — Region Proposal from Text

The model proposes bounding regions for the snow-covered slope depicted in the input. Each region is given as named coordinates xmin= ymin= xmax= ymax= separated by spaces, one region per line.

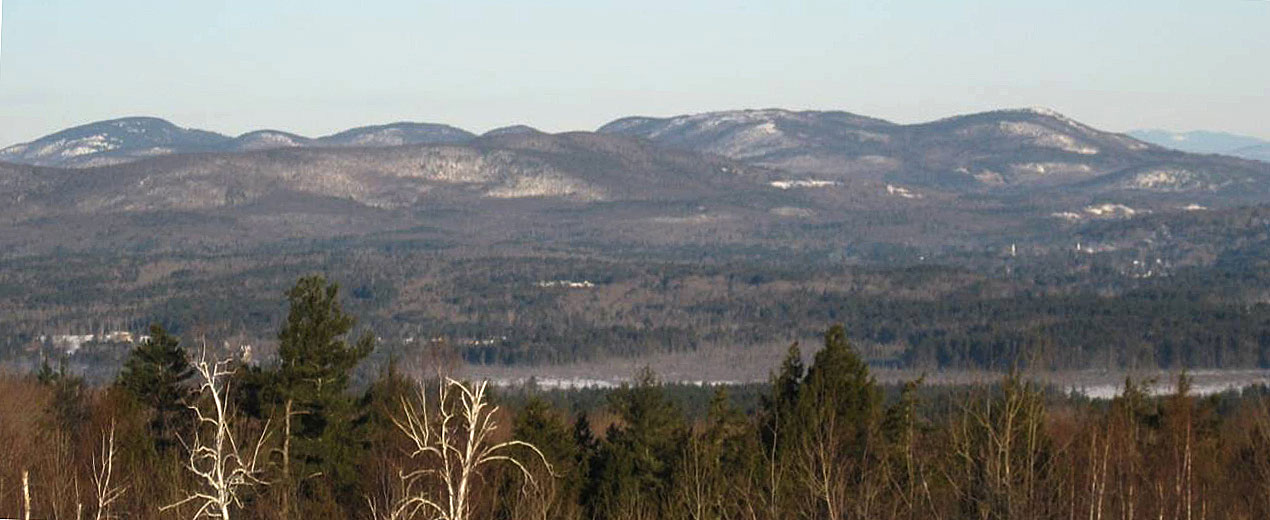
xmin=232 ymin=130 xmax=313 ymax=151
xmin=0 ymin=117 xmax=234 ymax=167
xmin=597 ymin=107 xmax=1270 ymax=193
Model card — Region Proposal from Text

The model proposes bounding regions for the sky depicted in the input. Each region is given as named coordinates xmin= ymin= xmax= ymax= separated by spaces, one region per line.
xmin=1 ymin=0 xmax=1268 ymax=147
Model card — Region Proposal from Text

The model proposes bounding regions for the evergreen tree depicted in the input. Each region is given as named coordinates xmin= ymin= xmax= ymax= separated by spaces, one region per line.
xmin=792 ymin=324 xmax=882 ymax=519
xmin=37 ymin=356 xmax=90 ymax=437
xmin=759 ymin=342 xmax=805 ymax=518
xmin=588 ymin=367 xmax=687 ymax=519
xmin=274 ymin=274 xmax=375 ymax=507
xmin=116 ymin=324 xmax=193 ymax=449
xmin=761 ymin=342 xmax=804 ymax=451
xmin=674 ymin=388 xmax=762 ymax=520
xmin=505 ymin=397 xmax=584 ymax=520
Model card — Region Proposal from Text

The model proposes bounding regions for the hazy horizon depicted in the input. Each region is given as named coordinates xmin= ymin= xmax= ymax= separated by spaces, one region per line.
xmin=2 ymin=1 xmax=1268 ymax=147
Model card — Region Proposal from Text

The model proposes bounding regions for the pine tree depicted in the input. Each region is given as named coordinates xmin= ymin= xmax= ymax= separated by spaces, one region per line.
xmin=116 ymin=324 xmax=194 ymax=449
xmin=274 ymin=274 xmax=375 ymax=507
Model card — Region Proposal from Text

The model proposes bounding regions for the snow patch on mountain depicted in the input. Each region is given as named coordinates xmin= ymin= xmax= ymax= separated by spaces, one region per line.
xmin=235 ymin=131 xmax=308 ymax=151
xmin=886 ymin=184 xmax=922 ymax=199
xmin=1054 ymin=203 xmax=1143 ymax=221
xmin=1124 ymin=168 xmax=1227 ymax=192
xmin=485 ymin=176 xmax=604 ymax=201
xmin=997 ymin=122 xmax=1099 ymax=154
xmin=650 ymin=213 xmax=730 ymax=225
xmin=770 ymin=179 xmax=839 ymax=190
xmin=770 ymin=207 xmax=815 ymax=218
xmin=1010 ymin=162 xmax=1093 ymax=176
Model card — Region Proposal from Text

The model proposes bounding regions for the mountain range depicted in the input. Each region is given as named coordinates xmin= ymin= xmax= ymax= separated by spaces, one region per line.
xmin=8 ymin=107 xmax=1270 ymax=371
xmin=0 ymin=117 xmax=477 ymax=168
xmin=2 ymin=107 xmax=1270 ymax=258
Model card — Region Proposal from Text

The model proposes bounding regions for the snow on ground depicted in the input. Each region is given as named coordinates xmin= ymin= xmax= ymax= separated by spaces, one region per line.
xmin=886 ymin=184 xmax=922 ymax=199
xmin=1010 ymin=162 xmax=1093 ymax=176
xmin=1052 ymin=203 xmax=1142 ymax=221
xmin=536 ymin=280 xmax=597 ymax=289
xmin=998 ymin=122 xmax=1099 ymax=154
xmin=770 ymin=207 xmax=815 ymax=218
xmin=1130 ymin=169 xmax=1201 ymax=190
xmin=770 ymin=179 xmax=839 ymax=189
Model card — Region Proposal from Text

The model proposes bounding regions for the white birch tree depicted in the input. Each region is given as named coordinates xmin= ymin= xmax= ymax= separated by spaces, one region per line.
xmin=385 ymin=378 xmax=552 ymax=520
xmin=162 ymin=349 xmax=270 ymax=520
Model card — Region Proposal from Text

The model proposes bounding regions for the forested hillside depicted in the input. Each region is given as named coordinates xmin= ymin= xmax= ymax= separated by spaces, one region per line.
xmin=4 ymin=109 xmax=1270 ymax=375
xmin=3 ymin=277 xmax=1269 ymax=520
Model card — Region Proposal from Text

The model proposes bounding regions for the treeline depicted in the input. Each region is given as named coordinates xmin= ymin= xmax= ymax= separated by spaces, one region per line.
xmin=4 ymin=275 xmax=1270 ymax=519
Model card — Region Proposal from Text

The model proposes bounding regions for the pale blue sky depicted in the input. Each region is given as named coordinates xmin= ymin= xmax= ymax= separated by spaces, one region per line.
xmin=1 ymin=0 xmax=1267 ymax=147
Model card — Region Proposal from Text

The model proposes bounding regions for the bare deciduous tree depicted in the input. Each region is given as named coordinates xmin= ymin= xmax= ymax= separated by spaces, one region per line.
xmin=91 ymin=420 xmax=127 ymax=520
xmin=386 ymin=378 xmax=552 ymax=520
xmin=162 ymin=350 xmax=270 ymax=520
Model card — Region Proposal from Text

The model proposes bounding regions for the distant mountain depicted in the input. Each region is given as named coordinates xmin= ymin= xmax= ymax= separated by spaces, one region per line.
xmin=0 ymin=117 xmax=235 ymax=168
xmin=0 ymin=118 xmax=477 ymax=167
xmin=0 ymin=131 xmax=776 ymax=230
xmin=1128 ymin=129 xmax=1270 ymax=160
xmin=313 ymin=122 xmax=474 ymax=148
xmin=482 ymin=125 xmax=544 ymax=137
xmin=4 ymin=107 xmax=1270 ymax=256
xmin=232 ymin=130 xmax=313 ymax=151
xmin=1232 ymin=143 xmax=1270 ymax=162
xmin=598 ymin=108 xmax=1270 ymax=197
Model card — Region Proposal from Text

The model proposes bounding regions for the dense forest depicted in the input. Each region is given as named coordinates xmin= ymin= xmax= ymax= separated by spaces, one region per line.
xmin=6 ymin=224 xmax=1270 ymax=375
xmin=4 ymin=275 xmax=1270 ymax=520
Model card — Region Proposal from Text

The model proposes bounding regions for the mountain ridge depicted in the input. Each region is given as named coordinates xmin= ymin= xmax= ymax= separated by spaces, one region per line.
xmin=4 ymin=107 xmax=1270 ymax=258
xmin=1128 ymin=129 xmax=1270 ymax=161
xmin=0 ymin=117 xmax=478 ymax=167
xmin=1 ymin=107 xmax=1206 ymax=169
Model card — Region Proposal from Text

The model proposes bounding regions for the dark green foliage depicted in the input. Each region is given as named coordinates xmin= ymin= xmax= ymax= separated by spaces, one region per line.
xmin=587 ymin=367 xmax=688 ymax=519
xmin=515 ymin=397 xmax=582 ymax=484
xmin=37 ymin=356 xmax=90 ymax=436
xmin=502 ymin=397 xmax=585 ymax=519
xmin=681 ymin=388 xmax=763 ymax=518
xmin=274 ymin=274 xmax=375 ymax=502
xmin=797 ymin=324 xmax=882 ymax=450
xmin=116 ymin=324 xmax=194 ymax=449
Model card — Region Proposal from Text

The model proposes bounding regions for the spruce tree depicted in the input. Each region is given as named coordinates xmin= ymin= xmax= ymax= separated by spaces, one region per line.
xmin=588 ymin=367 xmax=686 ymax=519
xmin=792 ymin=324 xmax=882 ymax=518
xmin=798 ymin=324 xmax=880 ymax=445
xmin=506 ymin=397 xmax=584 ymax=519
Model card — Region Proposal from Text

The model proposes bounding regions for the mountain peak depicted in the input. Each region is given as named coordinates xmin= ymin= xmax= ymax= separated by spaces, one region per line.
xmin=481 ymin=125 xmax=543 ymax=138
xmin=315 ymin=122 xmax=475 ymax=148
xmin=0 ymin=116 xmax=233 ymax=167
